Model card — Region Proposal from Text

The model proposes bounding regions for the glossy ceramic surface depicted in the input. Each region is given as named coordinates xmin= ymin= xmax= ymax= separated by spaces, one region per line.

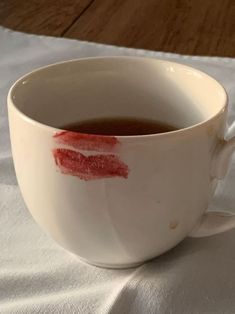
xmin=8 ymin=57 xmax=235 ymax=268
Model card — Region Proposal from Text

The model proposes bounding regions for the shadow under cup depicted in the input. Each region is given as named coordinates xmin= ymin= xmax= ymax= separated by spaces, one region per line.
xmin=8 ymin=57 xmax=227 ymax=268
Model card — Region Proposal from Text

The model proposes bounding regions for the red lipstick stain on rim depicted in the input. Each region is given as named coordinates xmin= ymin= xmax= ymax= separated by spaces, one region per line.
xmin=54 ymin=131 xmax=119 ymax=152
xmin=52 ymin=131 xmax=129 ymax=180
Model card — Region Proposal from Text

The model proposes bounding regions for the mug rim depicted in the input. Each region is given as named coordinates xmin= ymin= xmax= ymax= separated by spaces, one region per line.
xmin=7 ymin=56 xmax=228 ymax=139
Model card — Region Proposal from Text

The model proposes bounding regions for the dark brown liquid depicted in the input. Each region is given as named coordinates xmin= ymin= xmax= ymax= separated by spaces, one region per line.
xmin=60 ymin=117 xmax=177 ymax=136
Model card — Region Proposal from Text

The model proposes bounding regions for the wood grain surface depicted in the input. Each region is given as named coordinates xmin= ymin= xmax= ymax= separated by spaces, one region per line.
xmin=0 ymin=0 xmax=234 ymax=56
xmin=0 ymin=0 xmax=93 ymax=36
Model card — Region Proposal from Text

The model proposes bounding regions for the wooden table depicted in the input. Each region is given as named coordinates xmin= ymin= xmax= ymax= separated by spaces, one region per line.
xmin=0 ymin=0 xmax=234 ymax=57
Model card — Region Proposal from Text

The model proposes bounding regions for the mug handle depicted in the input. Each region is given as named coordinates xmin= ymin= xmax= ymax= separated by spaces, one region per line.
xmin=190 ymin=136 xmax=235 ymax=237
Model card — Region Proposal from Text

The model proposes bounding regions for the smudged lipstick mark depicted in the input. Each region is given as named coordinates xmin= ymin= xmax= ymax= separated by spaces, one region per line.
xmin=54 ymin=131 xmax=119 ymax=152
xmin=53 ymin=131 xmax=129 ymax=180
xmin=53 ymin=148 xmax=129 ymax=180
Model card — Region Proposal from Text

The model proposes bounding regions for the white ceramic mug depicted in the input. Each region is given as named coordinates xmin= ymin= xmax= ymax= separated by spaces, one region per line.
xmin=8 ymin=57 xmax=235 ymax=268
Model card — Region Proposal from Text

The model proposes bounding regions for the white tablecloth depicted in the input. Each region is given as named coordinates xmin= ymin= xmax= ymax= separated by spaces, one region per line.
xmin=1 ymin=27 xmax=235 ymax=314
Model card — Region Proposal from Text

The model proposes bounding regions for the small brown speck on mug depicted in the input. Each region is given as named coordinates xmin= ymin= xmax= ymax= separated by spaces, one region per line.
xmin=169 ymin=221 xmax=179 ymax=230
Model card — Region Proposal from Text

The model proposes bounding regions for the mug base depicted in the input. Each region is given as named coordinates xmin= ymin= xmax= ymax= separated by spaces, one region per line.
xmin=77 ymin=256 xmax=144 ymax=269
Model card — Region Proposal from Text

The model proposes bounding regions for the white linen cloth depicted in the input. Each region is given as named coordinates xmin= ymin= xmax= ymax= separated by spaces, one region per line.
xmin=1 ymin=26 xmax=235 ymax=314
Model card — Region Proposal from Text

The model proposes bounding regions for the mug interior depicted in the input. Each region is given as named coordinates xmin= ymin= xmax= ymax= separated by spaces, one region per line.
xmin=9 ymin=57 xmax=227 ymax=131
